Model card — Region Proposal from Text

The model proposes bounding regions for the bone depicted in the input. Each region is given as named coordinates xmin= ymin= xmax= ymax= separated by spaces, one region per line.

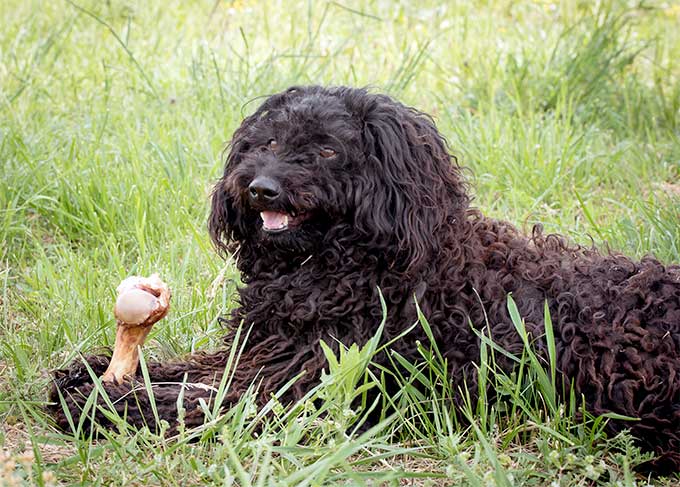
xmin=101 ymin=274 xmax=171 ymax=383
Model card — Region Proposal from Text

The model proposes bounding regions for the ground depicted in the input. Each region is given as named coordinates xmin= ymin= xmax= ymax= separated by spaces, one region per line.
xmin=1 ymin=0 xmax=679 ymax=485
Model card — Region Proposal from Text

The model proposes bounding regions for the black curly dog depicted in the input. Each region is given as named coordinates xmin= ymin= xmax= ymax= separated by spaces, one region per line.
xmin=49 ymin=86 xmax=680 ymax=472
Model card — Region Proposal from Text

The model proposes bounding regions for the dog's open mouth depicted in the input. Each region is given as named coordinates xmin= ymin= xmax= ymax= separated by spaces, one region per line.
xmin=260 ymin=210 xmax=308 ymax=233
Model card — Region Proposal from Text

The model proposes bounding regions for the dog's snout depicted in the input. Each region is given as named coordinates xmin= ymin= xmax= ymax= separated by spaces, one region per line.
xmin=248 ymin=176 xmax=281 ymax=203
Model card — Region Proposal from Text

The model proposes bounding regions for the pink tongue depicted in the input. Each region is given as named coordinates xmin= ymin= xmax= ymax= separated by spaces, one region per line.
xmin=261 ymin=211 xmax=288 ymax=230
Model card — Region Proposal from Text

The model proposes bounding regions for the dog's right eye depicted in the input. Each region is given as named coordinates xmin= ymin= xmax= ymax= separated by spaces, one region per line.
xmin=319 ymin=148 xmax=337 ymax=159
xmin=260 ymin=139 xmax=278 ymax=152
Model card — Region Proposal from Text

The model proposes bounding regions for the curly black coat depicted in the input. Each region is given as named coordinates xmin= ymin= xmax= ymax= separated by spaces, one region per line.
xmin=49 ymin=86 xmax=680 ymax=472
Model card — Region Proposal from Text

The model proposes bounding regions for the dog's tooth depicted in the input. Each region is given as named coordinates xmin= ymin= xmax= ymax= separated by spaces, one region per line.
xmin=282 ymin=215 xmax=289 ymax=228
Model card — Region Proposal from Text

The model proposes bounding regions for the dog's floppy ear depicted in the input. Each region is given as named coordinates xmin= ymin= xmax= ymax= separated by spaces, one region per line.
xmin=208 ymin=112 xmax=262 ymax=257
xmin=208 ymin=150 xmax=245 ymax=258
xmin=355 ymin=96 xmax=468 ymax=272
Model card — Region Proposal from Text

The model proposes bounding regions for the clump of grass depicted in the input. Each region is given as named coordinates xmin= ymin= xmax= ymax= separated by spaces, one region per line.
xmin=32 ymin=294 xmax=657 ymax=485
xmin=378 ymin=296 xmax=657 ymax=485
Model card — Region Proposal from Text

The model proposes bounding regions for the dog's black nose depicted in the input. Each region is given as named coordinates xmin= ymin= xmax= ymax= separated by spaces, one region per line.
xmin=248 ymin=176 xmax=281 ymax=203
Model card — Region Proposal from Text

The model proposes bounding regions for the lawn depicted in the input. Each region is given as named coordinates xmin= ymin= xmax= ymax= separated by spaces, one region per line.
xmin=1 ymin=0 xmax=679 ymax=485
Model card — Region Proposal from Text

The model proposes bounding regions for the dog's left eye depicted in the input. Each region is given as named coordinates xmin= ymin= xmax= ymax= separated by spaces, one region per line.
xmin=319 ymin=148 xmax=337 ymax=158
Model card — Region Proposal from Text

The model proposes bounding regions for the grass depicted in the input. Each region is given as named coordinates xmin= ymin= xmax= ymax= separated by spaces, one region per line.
xmin=1 ymin=0 xmax=679 ymax=484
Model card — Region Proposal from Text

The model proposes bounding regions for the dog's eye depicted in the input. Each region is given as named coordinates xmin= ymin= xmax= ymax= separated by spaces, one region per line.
xmin=319 ymin=148 xmax=336 ymax=159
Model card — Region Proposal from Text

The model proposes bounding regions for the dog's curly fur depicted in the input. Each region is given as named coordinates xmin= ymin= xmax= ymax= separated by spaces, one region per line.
xmin=49 ymin=86 xmax=680 ymax=472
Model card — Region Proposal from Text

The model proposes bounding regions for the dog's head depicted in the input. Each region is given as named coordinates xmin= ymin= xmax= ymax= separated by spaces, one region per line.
xmin=209 ymin=86 xmax=468 ymax=273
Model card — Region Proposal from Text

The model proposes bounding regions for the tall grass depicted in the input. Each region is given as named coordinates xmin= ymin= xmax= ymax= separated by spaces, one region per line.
xmin=1 ymin=0 xmax=679 ymax=484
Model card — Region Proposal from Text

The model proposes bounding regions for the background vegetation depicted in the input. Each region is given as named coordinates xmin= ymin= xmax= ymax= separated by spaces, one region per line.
xmin=1 ymin=0 xmax=678 ymax=484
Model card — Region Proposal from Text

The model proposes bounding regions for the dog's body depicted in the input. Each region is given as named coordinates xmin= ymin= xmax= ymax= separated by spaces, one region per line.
xmin=50 ymin=86 xmax=680 ymax=471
